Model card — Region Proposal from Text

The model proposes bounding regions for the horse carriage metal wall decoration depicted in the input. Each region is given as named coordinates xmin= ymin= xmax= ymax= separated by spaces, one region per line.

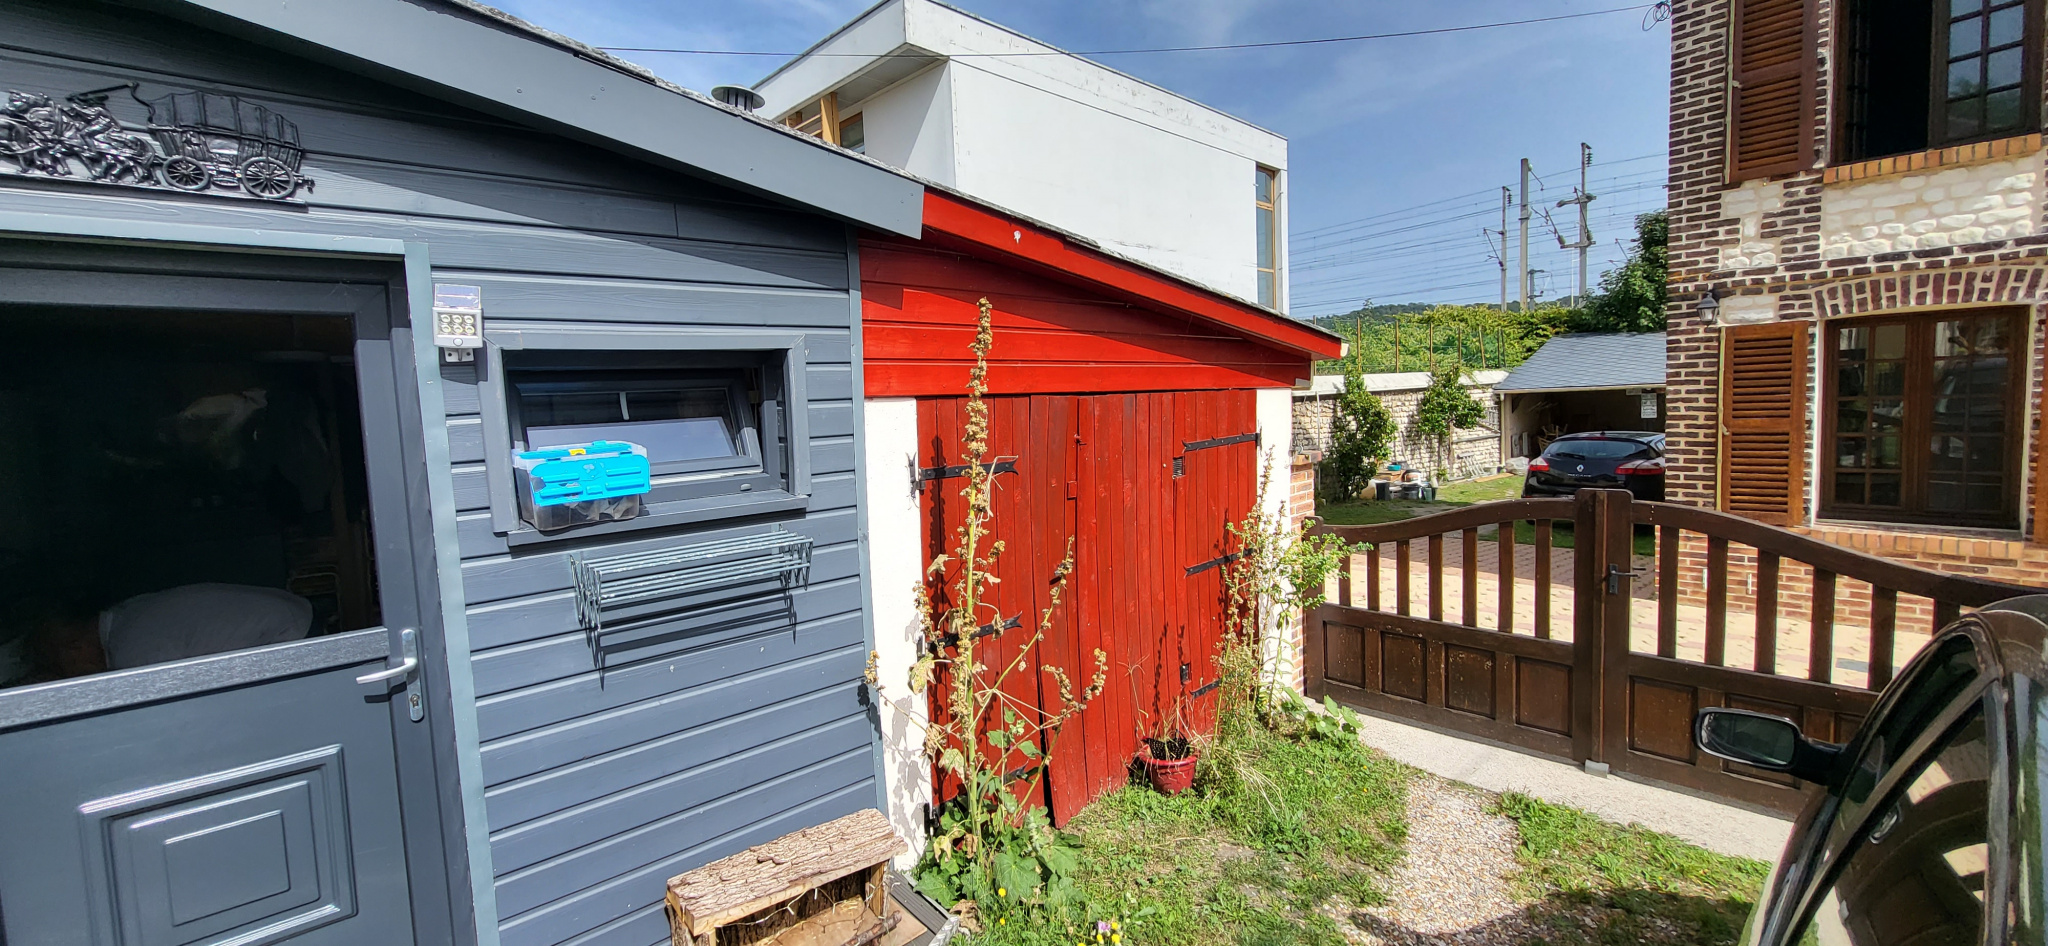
xmin=0 ymin=84 xmax=312 ymax=200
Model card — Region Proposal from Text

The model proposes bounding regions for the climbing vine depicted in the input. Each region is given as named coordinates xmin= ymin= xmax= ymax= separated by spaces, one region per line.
xmin=1411 ymin=367 xmax=1485 ymax=481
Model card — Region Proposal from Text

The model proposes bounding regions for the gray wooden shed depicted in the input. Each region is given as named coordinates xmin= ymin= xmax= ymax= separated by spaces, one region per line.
xmin=0 ymin=2 xmax=919 ymax=945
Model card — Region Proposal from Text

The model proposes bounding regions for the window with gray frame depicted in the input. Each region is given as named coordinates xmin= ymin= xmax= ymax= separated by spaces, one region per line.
xmin=480 ymin=328 xmax=811 ymax=542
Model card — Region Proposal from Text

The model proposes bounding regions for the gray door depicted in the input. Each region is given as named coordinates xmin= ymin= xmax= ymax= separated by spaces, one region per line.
xmin=0 ymin=253 xmax=450 ymax=946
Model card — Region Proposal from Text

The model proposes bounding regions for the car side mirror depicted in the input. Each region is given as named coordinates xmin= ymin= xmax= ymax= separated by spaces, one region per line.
xmin=1695 ymin=708 xmax=1844 ymax=785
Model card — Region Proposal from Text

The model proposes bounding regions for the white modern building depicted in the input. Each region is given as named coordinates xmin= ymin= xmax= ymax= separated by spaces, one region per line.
xmin=755 ymin=0 xmax=1290 ymax=311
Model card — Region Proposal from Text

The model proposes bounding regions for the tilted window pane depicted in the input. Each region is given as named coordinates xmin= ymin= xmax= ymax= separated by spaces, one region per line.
xmin=1257 ymin=206 xmax=1275 ymax=268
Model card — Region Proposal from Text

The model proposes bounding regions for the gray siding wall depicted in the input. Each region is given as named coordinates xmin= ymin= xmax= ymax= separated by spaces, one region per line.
xmin=0 ymin=4 xmax=879 ymax=945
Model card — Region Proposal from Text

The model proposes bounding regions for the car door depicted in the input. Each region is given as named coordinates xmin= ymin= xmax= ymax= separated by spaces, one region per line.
xmin=1783 ymin=704 xmax=1997 ymax=945
xmin=1754 ymin=630 xmax=1999 ymax=945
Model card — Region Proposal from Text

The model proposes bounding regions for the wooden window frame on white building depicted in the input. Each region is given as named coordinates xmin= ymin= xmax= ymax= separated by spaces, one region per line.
xmin=1255 ymin=165 xmax=1279 ymax=309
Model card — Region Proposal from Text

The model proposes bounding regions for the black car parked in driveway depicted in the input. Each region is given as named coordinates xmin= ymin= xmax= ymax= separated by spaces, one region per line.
xmin=1521 ymin=431 xmax=1666 ymax=501
xmin=1693 ymin=596 xmax=2048 ymax=945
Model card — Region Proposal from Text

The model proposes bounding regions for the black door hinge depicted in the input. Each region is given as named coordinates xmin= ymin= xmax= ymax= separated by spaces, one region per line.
xmin=1186 ymin=549 xmax=1247 ymax=576
xmin=930 ymin=613 xmax=1023 ymax=651
xmin=1181 ymin=431 xmax=1259 ymax=453
xmin=914 ymin=458 xmax=1017 ymax=492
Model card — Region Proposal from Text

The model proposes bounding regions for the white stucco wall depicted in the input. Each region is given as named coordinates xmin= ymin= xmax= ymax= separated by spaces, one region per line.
xmin=852 ymin=63 xmax=956 ymax=186
xmin=754 ymin=3 xmax=910 ymax=118
xmin=755 ymin=0 xmax=1288 ymax=311
xmin=945 ymin=62 xmax=1275 ymax=306
xmin=1254 ymin=387 xmax=1298 ymax=686
xmin=861 ymin=397 xmax=928 ymax=869
xmin=1257 ymin=388 xmax=1294 ymax=520
xmin=1820 ymin=156 xmax=2043 ymax=258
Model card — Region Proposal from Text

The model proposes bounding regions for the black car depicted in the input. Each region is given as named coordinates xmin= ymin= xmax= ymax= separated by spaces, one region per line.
xmin=1521 ymin=431 xmax=1666 ymax=501
xmin=1693 ymin=596 xmax=2048 ymax=945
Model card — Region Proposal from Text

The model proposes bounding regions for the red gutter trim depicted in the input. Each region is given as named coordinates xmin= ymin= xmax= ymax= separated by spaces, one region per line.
xmin=919 ymin=192 xmax=1345 ymax=360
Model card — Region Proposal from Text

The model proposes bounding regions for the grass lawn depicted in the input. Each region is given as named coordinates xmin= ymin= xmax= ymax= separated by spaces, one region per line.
xmin=1494 ymin=792 xmax=1772 ymax=945
xmin=972 ymin=722 xmax=1412 ymax=946
xmin=1319 ymin=474 xmax=1655 ymax=557
xmin=965 ymin=715 xmax=1769 ymax=946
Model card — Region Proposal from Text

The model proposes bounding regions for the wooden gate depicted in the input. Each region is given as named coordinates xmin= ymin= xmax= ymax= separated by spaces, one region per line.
xmin=1305 ymin=489 xmax=2039 ymax=814
xmin=919 ymin=391 xmax=1259 ymax=824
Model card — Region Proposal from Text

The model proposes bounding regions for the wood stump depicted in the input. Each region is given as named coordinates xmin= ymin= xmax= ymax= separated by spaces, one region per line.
xmin=667 ymin=808 xmax=907 ymax=946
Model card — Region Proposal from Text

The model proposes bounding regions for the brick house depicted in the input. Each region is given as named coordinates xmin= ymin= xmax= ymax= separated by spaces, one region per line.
xmin=1666 ymin=0 xmax=2048 ymax=617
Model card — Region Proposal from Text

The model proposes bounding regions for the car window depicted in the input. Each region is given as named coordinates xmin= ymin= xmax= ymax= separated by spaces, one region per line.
xmin=1824 ymin=635 xmax=1985 ymax=862
xmin=1545 ymin=439 xmax=1653 ymax=459
xmin=1793 ymin=707 xmax=1991 ymax=945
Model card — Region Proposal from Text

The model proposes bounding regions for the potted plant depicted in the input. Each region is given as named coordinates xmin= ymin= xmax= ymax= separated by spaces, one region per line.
xmin=1134 ymin=696 xmax=1198 ymax=794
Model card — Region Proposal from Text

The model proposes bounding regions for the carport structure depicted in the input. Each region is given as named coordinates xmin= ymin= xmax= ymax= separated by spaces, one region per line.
xmin=1496 ymin=332 xmax=1668 ymax=459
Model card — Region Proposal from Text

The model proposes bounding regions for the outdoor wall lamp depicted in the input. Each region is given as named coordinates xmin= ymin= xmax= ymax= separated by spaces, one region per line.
xmin=1696 ymin=288 xmax=1721 ymax=324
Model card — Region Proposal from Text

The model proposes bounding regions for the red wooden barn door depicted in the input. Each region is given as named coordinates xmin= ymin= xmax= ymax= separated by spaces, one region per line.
xmin=917 ymin=390 xmax=1260 ymax=826
xmin=917 ymin=396 xmax=1050 ymax=814
xmin=1172 ymin=391 xmax=1261 ymax=737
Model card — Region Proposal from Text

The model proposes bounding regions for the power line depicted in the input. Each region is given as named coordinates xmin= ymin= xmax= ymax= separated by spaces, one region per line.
xmin=1291 ymin=155 xmax=1665 ymax=244
xmin=596 ymin=5 xmax=1656 ymax=58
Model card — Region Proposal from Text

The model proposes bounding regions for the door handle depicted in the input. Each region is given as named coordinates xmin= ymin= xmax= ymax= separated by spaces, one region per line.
xmin=356 ymin=627 xmax=424 ymax=721
xmin=1604 ymin=564 xmax=1643 ymax=596
xmin=354 ymin=655 xmax=418 ymax=685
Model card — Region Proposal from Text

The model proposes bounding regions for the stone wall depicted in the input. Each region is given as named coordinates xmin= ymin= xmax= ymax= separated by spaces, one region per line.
xmin=1819 ymin=158 xmax=2041 ymax=258
xmin=1291 ymin=369 xmax=1506 ymax=482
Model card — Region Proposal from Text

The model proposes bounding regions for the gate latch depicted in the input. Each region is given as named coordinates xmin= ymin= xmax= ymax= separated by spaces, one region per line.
xmin=1604 ymin=564 xmax=1642 ymax=596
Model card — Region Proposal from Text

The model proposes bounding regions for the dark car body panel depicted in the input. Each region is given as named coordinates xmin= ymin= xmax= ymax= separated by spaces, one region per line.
xmin=1735 ymin=596 xmax=2048 ymax=946
xmin=1522 ymin=431 xmax=1666 ymax=502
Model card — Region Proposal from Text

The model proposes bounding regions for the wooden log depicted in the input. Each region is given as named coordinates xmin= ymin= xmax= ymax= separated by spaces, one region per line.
xmin=668 ymin=808 xmax=907 ymax=943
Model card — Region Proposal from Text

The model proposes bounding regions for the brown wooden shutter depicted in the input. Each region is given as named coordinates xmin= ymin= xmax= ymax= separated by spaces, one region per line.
xmin=1719 ymin=321 xmax=1808 ymax=524
xmin=2035 ymin=381 xmax=2048 ymax=545
xmin=1728 ymin=0 xmax=1816 ymax=182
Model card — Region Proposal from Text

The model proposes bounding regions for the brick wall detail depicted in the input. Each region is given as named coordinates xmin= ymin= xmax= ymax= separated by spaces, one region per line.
xmin=1667 ymin=0 xmax=2048 ymax=580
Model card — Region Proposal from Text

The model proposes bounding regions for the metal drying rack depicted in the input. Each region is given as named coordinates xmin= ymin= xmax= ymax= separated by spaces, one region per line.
xmin=570 ymin=527 xmax=814 ymax=637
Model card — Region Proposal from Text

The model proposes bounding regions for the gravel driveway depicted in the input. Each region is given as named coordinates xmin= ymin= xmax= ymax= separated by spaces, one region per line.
xmin=1336 ymin=776 xmax=1535 ymax=945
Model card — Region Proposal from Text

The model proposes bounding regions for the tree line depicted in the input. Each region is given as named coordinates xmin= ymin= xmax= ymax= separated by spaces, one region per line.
xmin=1313 ymin=211 xmax=1666 ymax=497
xmin=1310 ymin=210 xmax=1668 ymax=376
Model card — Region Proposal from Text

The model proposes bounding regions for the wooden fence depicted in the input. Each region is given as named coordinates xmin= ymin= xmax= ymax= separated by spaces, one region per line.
xmin=1305 ymin=489 xmax=2039 ymax=813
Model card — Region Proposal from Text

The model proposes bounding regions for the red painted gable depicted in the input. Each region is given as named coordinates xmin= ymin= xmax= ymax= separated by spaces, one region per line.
xmin=859 ymin=192 xmax=1342 ymax=398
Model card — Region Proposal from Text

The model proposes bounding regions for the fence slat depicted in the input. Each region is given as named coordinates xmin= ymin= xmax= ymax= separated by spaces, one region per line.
xmin=1706 ymin=537 xmax=1729 ymax=666
xmin=1756 ymin=552 xmax=1780 ymax=674
xmin=1462 ymin=528 xmax=1479 ymax=628
xmin=1811 ymin=569 xmax=1837 ymax=684
xmin=1336 ymin=548 xmax=1353 ymax=608
xmin=1498 ymin=519 xmax=1516 ymax=634
xmin=1428 ymin=534 xmax=1444 ymax=623
xmin=1658 ymin=525 xmax=1679 ymax=658
xmin=1871 ymin=587 xmax=1898 ymax=690
xmin=1396 ymin=539 xmax=1411 ymax=617
xmin=1367 ymin=543 xmax=1381 ymax=612
xmin=1534 ymin=521 xmax=1553 ymax=640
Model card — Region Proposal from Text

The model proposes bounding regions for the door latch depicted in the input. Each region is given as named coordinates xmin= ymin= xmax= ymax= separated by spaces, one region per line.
xmin=1604 ymin=564 xmax=1642 ymax=596
xmin=356 ymin=627 xmax=423 ymax=721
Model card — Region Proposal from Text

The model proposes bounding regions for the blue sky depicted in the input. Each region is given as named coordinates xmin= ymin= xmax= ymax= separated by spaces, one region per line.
xmin=489 ymin=0 xmax=1672 ymax=318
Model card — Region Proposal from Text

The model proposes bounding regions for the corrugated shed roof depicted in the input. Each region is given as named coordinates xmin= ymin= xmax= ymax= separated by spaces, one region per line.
xmin=1494 ymin=332 xmax=1667 ymax=393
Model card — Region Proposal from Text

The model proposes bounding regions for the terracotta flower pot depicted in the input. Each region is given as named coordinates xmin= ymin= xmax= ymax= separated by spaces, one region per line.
xmin=1139 ymin=741 xmax=1199 ymax=795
